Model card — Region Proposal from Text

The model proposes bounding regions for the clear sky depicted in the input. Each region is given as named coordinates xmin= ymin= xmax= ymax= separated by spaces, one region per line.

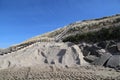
xmin=0 ymin=0 xmax=120 ymax=48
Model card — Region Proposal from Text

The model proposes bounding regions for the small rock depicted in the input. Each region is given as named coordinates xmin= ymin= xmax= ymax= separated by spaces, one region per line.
xmin=106 ymin=55 xmax=120 ymax=70
xmin=92 ymin=53 xmax=112 ymax=66
xmin=117 ymin=43 xmax=120 ymax=51
xmin=65 ymin=42 xmax=74 ymax=47
xmin=82 ymin=46 xmax=91 ymax=56
xmin=96 ymin=49 xmax=106 ymax=56
xmin=108 ymin=40 xmax=116 ymax=47
xmin=84 ymin=55 xmax=98 ymax=63
xmin=107 ymin=45 xmax=119 ymax=55
xmin=97 ymin=41 xmax=107 ymax=49
xmin=88 ymin=45 xmax=100 ymax=56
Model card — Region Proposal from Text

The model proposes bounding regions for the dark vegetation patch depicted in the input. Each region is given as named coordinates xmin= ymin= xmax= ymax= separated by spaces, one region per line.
xmin=63 ymin=26 xmax=120 ymax=43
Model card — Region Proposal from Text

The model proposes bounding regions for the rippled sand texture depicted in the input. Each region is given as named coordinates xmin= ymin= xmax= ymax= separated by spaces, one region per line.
xmin=0 ymin=66 xmax=120 ymax=80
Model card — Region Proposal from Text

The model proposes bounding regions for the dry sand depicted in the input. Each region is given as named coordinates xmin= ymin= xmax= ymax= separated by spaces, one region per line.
xmin=0 ymin=65 xmax=120 ymax=80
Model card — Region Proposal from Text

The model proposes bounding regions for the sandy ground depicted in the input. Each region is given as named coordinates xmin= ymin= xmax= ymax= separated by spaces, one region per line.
xmin=0 ymin=65 xmax=120 ymax=80
xmin=0 ymin=42 xmax=120 ymax=80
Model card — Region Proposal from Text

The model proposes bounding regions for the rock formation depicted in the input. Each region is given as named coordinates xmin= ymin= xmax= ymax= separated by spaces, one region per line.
xmin=79 ymin=40 xmax=120 ymax=69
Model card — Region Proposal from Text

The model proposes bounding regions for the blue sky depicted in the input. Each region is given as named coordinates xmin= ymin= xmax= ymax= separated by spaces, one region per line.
xmin=0 ymin=0 xmax=120 ymax=48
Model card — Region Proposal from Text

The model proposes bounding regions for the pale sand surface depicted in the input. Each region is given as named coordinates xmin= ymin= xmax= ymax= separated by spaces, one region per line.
xmin=0 ymin=65 xmax=120 ymax=80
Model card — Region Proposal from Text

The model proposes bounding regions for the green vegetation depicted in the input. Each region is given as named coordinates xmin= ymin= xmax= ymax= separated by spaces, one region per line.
xmin=67 ymin=17 xmax=120 ymax=34
xmin=63 ymin=26 xmax=120 ymax=43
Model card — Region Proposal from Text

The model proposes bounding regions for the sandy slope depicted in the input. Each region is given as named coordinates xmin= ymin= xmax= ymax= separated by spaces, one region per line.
xmin=0 ymin=42 xmax=87 ymax=70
